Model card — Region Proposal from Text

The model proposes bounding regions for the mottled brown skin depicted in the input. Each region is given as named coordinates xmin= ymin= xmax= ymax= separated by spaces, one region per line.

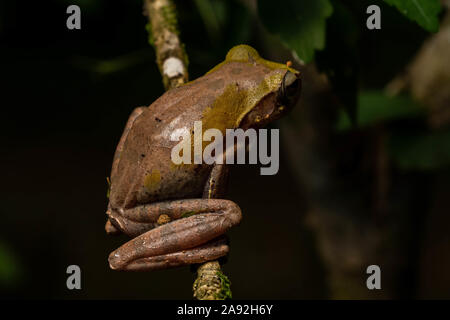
xmin=106 ymin=46 xmax=301 ymax=271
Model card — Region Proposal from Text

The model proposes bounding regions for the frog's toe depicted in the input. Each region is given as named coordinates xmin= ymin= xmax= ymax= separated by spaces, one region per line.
xmin=105 ymin=219 xmax=121 ymax=235
xmin=108 ymin=250 xmax=126 ymax=270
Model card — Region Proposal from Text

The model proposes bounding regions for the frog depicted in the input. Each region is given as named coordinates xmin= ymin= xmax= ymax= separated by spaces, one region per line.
xmin=106 ymin=45 xmax=301 ymax=271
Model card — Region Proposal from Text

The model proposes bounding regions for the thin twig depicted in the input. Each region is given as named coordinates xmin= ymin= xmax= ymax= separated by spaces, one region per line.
xmin=143 ymin=0 xmax=231 ymax=300
xmin=144 ymin=0 xmax=188 ymax=89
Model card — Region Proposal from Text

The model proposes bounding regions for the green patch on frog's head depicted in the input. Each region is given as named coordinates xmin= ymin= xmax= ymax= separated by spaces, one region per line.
xmin=202 ymin=69 xmax=301 ymax=131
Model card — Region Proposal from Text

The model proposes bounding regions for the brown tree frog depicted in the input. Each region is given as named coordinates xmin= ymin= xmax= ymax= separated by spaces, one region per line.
xmin=106 ymin=45 xmax=301 ymax=271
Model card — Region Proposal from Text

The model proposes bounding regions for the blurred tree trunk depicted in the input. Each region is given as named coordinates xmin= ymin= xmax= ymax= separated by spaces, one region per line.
xmin=279 ymin=64 xmax=413 ymax=298
xmin=259 ymin=9 xmax=450 ymax=296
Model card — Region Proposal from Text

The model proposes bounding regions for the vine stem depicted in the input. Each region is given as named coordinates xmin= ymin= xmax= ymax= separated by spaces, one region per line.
xmin=143 ymin=0 xmax=231 ymax=300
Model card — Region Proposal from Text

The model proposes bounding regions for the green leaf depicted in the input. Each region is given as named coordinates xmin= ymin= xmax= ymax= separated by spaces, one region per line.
xmin=336 ymin=91 xmax=424 ymax=131
xmin=258 ymin=0 xmax=333 ymax=63
xmin=383 ymin=0 xmax=441 ymax=32
xmin=390 ymin=130 xmax=450 ymax=170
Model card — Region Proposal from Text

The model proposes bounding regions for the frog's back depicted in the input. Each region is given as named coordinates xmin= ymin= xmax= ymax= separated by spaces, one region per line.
xmin=109 ymin=69 xmax=231 ymax=209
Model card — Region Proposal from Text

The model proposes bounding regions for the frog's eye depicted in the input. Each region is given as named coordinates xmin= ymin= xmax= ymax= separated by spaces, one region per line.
xmin=279 ymin=71 xmax=301 ymax=106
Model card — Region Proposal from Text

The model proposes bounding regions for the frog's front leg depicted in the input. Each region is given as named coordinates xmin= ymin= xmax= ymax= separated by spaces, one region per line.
xmin=203 ymin=164 xmax=229 ymax=199
xmin=108 ymin=199 xmax=241 ymax=271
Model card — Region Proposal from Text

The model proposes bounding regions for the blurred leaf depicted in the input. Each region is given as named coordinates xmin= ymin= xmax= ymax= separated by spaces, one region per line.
xmin=316 ymin=0 xmax=359 ymax=124
xmin=336 ymin=91 xmax=424 ymax=131
xmin=195 ymin=0 xmax=251 ymax=48
xmin=194 ymin=0 xmax=224 ymax=43
xmin=258 ymin=0 xmax=333 ymax=63
xmin=383 ymin=0 xmax=441 ymax=32
xmin=71 ymin=49 xmax=152 ymax=75
xmin=226 ymin=2 xmax=252 ymax=46
xmin=0 ymin=241 xmax=21 ymax=286
xmin=390 ymin=130 xmax=450 ymax=170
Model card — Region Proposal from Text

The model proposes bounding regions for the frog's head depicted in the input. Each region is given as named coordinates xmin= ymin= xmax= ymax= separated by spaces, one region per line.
xmin=222 ymin=45 xmax=301 ymax=129
xmin=202 ymin=45 xmax=301 ymax=132
xmin=240 ymin=67 xmax=301 ymax=129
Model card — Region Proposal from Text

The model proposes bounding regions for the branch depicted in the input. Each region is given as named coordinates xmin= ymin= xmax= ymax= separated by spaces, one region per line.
xmin=144 ymin=0 xmax=188 ymax=89
xmin=193 ymin=260 xmax=232 ymax=300
xmin=143 ymin=0 xmax=231 ymax=300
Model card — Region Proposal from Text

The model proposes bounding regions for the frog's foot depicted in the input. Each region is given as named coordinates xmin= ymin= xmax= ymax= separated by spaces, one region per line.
xmin=107 ymin=207 xmax=156 ymax=237
xmin=108 ymin=199 xmax=241 ymax=271
xmin=112 ymin=237 xmax=229 ymax=271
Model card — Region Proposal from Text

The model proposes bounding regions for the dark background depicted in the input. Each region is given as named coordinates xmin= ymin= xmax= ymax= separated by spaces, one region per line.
xmin=1 ymin=0 xmax=449 ymax=299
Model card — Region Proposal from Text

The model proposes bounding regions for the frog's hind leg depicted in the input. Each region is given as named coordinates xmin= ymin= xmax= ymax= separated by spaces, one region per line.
xmin=118 ymin=237 xmax=229 ymax=271
xmin=105 ymin=203 xmax=156 ymax=236
xmin=108 ymin=199 xmax=241 ymax=271
xmin=106 ymin=205 xmax=157 ymax=237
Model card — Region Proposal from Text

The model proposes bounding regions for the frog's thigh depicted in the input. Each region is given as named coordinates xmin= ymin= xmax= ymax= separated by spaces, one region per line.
xmin=106 ymin=106 xmax=147 ymax=235
xmin=108 ymin=199 xmax=241 ymax=270
xmin=111 ymin=106 xmax=147 ymax=178
xmin=118 ymin=237 xmax=229 ymax=271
